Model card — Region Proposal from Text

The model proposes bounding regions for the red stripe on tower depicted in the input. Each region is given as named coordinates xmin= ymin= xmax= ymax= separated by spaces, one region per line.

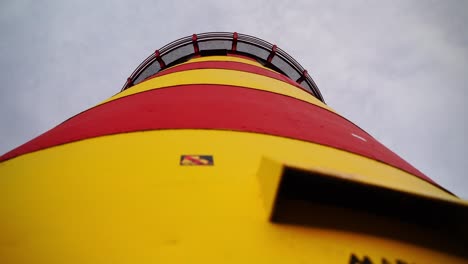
xmin=0 ymin=85 xmax=434 ymax=186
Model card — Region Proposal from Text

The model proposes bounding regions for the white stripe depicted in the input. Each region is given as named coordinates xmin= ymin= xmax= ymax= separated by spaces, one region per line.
xmin=351 ymin=133 xmax=367 ymax=142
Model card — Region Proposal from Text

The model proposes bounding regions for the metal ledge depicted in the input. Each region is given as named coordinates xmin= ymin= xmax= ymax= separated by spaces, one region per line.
xmin=257 ymin=157 xmax=468 ymax=257
xmin=121 ymin=32 xmax=325 ymax=103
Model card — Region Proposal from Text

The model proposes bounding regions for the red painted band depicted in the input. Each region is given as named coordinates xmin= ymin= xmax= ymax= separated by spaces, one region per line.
xmin=143 ymin=60 xmax=310 ymax=94
xmin=185 ymin=156 xmax=203 ymax=165
xmin=0 ymin=85 xmax=434 ymax=185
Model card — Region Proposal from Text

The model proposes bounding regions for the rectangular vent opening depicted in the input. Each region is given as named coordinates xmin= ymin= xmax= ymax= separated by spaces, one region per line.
xmin=270 ymin=166 xmax=468 ymax=258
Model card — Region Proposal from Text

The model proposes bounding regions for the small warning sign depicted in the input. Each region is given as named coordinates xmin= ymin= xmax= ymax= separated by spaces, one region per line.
xmin=180 ymin=155 xmax=214 ymax=166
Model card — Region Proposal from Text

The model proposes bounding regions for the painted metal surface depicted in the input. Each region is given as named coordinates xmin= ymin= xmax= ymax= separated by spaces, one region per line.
xmin=104 ymin=66 xmax=332 ymax=110
xmin=144 ymin=59 xmax=302 ymax=89
xmin=0 ymin=130 xmax=466 ymax=263
xmin=122 ymin=32 xmax=324 ymax=101
xmin=1 ymin=37 xmax=467 ymax=263
xmin=0 ymin=84 xmax=435 ymax=185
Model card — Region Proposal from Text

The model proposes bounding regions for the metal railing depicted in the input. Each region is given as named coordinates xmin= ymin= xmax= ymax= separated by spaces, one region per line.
xmin=121 ymin=32 xmax=325 ymax=103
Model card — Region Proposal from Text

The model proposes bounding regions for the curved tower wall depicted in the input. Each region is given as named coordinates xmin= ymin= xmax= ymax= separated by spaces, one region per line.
xmin=1 ymin=32 xmax=467 ymax=263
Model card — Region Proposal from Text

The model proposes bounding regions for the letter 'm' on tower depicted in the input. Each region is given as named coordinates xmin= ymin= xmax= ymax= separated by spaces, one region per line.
xmin=1 ymin=32 xmax=467 ymax=263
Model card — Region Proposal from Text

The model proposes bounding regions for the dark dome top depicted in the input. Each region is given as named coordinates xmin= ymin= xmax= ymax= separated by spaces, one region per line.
xmin=122 ymin=32 xmax=325 ymax=103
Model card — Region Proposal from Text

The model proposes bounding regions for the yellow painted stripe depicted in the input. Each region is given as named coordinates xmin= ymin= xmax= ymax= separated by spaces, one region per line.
xmin=1 ymin=129 xmax=453 ymax=201
xmin=151 ymin=55 xmax=278 ymax=82
xmin=103 ymin=69 xmax=333 ymax=112
xmin=0 ymin=129 xmax=463 ymax=263
xmin=181 ymin=55 xmax=279 ymax=72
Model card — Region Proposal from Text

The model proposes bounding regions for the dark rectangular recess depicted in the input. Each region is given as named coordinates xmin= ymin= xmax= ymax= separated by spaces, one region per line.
xmin=272 ymin=166 xmax=468 ymax=257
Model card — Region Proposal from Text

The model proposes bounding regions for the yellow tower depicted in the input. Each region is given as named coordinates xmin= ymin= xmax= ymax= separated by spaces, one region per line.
xmin=1 ymin=32 xmax=467 ymax=263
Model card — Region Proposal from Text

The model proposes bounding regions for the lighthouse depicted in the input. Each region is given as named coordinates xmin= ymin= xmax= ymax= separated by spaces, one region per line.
xmin=1 ymin=32 xmax=467 ymax=263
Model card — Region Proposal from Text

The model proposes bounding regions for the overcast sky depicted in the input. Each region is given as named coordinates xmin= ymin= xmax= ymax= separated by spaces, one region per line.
xmin=1 ymin=0 xmax=467 ymax=198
